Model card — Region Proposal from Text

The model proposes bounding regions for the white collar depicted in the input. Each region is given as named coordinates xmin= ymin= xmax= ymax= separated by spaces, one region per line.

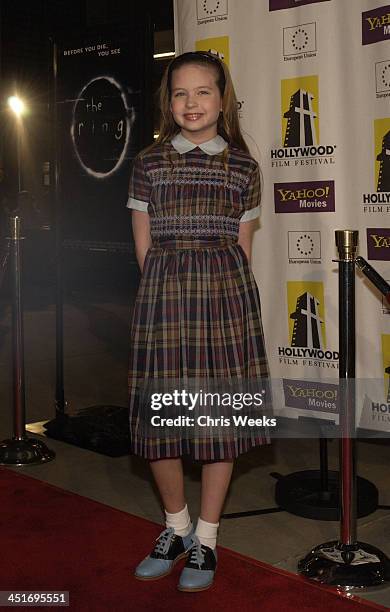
xmin=171 ymin=132 xmax=228 ymax=155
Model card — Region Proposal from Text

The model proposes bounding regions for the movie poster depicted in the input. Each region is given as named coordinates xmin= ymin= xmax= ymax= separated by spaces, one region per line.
xmin=56 ymin=26 xmax=152 ymax=244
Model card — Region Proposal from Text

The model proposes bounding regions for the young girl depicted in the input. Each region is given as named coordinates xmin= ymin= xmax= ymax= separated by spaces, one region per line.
xmin=127 ymin=51 xmax=270 ymax=592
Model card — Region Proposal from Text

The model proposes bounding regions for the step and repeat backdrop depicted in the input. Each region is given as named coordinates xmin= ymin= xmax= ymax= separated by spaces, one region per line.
xmin=173 ymin=0 xmax=390 ymax=434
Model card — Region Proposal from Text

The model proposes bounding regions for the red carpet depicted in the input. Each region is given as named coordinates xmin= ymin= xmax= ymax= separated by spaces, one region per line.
xmin=0 ymin=468 xmax=386 ymax=612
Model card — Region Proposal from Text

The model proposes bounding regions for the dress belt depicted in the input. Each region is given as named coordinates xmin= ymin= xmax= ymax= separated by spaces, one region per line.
xmin=152 ymin=236 xmax=237 ymax=250
xmin=150 ymin=215 xmax=240 ymax=250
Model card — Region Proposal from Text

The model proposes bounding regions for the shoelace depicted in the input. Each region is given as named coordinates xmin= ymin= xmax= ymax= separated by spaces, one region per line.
xmin=154 ymin=527 xmax=176 ymax=556
xmin=188 ymin=535 xmax=206 ymax=568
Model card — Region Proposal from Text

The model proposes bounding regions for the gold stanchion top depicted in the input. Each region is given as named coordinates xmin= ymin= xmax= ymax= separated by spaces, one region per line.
xmin=335 ymin=230 xmax=358 ymax=261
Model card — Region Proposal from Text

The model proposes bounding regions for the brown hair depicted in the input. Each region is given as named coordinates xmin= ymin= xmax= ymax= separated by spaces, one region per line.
xmin=140 ymin=51 xmax=250 ymax=163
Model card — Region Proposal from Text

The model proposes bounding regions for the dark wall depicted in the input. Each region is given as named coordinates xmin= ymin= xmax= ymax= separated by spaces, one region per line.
xmin=0 ymin=0 xmax=173 ymax=219
xmin=0 ymin=0 xmax=173 ymax=295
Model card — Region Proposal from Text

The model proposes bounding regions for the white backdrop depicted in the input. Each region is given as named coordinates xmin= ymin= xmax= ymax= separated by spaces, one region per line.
xmin=173 ymin=0 xmax=390 ymax=430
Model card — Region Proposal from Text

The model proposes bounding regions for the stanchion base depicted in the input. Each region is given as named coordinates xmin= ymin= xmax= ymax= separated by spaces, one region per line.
xmin=275 ymin=470 xmax=378 ymax=520
xmin=298 ymin=540 xmax=390 ymax=588
xmin=0 ymin=437 xmax=55 ymax=466
xmin=42 ymin=406 xmax=130 ymax=457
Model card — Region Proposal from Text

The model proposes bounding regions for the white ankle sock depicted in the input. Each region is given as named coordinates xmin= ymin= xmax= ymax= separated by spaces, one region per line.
xmin=195 ymin=517 xmax=219 ymax=550
xmin=164 ymin=504 xmax=193 ymax=537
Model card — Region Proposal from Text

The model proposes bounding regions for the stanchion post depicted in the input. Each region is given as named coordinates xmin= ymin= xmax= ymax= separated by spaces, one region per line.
xmin=337 ymin=230 xmax=357 ymax=552
xmin=51 ymin=39 xmax=67 ymax=416
xmin=297 ymin=230 xmax=390 ymax=588
xmin=0 ymin=215 xmax=55 ymax=465
xmin=11 ymin=216 xmax=26 ymax=440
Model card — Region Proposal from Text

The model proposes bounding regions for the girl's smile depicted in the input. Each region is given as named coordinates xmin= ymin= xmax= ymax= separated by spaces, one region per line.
xmin=183 ymin=113 xmax=204 ymax=120
xmin=170 ymin=64 xmax=222 ymax=143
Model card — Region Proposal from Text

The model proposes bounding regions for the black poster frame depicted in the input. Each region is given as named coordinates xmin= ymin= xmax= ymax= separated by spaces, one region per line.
xmin=50 ymin=12 xmax=153 ymax=416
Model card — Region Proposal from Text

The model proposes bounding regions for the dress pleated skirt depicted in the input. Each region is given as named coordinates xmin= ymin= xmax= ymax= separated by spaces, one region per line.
xmin=128 ymin=237 xmax=271 ymax=461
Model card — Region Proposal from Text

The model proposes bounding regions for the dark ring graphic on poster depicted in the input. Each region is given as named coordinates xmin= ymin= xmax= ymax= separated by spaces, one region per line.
xmin=70 ymin=75 xmax=135 ymax=179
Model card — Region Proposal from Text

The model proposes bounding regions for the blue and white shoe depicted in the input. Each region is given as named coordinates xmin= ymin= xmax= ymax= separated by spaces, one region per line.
xmin=177 ymin=534 xmax=217 ymax=592
xmin=134 ymin=526 xmax=194 ymax=580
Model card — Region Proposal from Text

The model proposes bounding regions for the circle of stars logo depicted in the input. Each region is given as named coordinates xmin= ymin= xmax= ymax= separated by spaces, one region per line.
xmin=296 ymin=234 xmax=314 ymax=257
xmin=381 ymin=63 xmax=390 ymax=90
xmin=203 ymin=0 xmax=221 ymax=14
xmin=292 ymin=28 xmax=309 ymax=52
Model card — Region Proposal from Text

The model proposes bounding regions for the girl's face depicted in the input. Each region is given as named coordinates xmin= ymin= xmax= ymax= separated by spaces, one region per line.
xmin=170 ymin=63 xmax=222 ymax=143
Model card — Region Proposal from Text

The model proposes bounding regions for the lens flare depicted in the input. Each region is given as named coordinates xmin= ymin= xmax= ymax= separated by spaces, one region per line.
xmin=8 ymin=96 xmax=26 ymax=117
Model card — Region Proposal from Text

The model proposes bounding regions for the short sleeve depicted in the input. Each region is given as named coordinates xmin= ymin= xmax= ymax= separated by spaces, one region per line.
xmin=240 ymin=162 xmax=261 ymax=223
xmin=126 ymin=155 xmax=151 ymax=213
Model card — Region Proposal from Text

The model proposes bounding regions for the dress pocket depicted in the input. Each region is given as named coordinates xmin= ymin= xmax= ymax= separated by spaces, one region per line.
xmin=236 ymin=243 xmax=250 ymax=268
xmin=140 ymin=248 xmax=152 ymax=276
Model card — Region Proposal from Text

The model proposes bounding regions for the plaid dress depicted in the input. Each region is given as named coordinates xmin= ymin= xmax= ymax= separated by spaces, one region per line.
xmin=127 ymin=133 xmax=271 ymax=461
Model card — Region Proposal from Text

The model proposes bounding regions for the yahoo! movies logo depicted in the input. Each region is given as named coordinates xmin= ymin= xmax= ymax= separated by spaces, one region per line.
xmin=271 ymin=75 xmax=336 ymax=169
xmin=270 ymin=0 xmax=329 ymax=11
xmin=363 ymin=5 xmax=390 ymax=45
xmin=363 ymin=119 xmax=390 ymax=212
xmin=367 ymin=228 xmax=390 ymax=261
xmin=283 ymin=379 xmax=338 ymax=414
xmin=275 ymin=181 xmax=335 ymax=213
xmin=277 ymin=281 xmax=338 ymax=370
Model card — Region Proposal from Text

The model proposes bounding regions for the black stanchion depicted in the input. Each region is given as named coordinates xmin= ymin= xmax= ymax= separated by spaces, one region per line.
xmin=0 ymin=216 xmax=55 ymax=465
xmin=298 ymin=230 xmax=390 ymax=588
xmin=355 ymin=257 xmax=390 ymax=305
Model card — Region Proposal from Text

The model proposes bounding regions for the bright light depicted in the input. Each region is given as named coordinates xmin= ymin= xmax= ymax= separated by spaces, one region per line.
xmin=8 ymin=96 xmax=26 ymax=117
xmin=153 ymin=52 xmax=175 ymax=60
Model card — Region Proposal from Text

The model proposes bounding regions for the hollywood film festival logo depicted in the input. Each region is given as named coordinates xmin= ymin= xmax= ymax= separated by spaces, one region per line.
xmin=196 ymin=0 xmax=228 ymax=25
xmin=363 ymin=335 xmax=390 ymax=427
xmin=363 ymin=119 xmax=390 ymax=212
xmin=277 ymin=281 xmax=338 ymax=370
xmin=283 ymin=22 xmax=317 ymax=62
xmin=271 ymin=75 xmax=336 ymax=169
